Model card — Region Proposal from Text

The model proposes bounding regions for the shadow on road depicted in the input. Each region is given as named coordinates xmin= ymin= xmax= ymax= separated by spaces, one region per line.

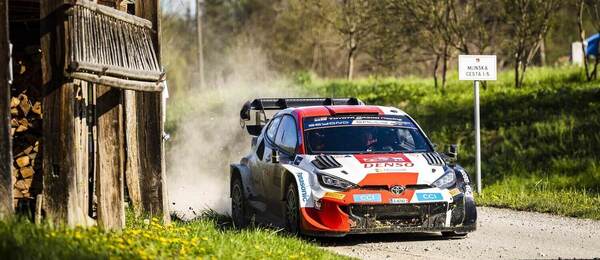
xmin=311 ymin=232 xmax=459 ymax=247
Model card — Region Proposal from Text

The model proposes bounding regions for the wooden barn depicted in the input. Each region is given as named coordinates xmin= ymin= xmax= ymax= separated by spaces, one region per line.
xmin=0 ymin=0 xmax=169 ymax=229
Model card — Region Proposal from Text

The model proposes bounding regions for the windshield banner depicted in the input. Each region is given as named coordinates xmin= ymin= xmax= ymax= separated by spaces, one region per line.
xmin=303 ymin=116 xmax=416 ymax=130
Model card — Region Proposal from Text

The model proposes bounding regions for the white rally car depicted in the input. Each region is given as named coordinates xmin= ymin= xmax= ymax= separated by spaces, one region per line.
xmin=230 ymin=98 xmax=477 ymax=237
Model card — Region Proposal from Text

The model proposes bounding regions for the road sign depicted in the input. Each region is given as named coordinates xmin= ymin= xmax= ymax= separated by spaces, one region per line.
xmin=458 ymin=55 xmax=497 ymax=194
xmin=459 ymin=55 xmax=497 ymax=81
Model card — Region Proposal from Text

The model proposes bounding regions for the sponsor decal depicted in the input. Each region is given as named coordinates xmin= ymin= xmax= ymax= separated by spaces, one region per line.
xmin=416 ymin=193 xmax=443 ymax=201
xmin=353 ymin=193 xmax=382 ymax=203
xmin=363 ymin=162 xmax=414 ymax=168
xmin=390 ymin=198 xmax=408 ymax=204
xmin=355 ymin=154 xmax=414 ymax=168
xmin=355 ymin=153 xmax=411 ymax=163
xmin=293 ymin=156 xmax=303 ymax=165
xmin=448 ymin=188 xmax=461 ymax=197
xmin=323 ymin=192 xmax=346 ymax=200
xmin=465 ymin=185 xmax=474 ymax=197
xmin=297 ymin=174 xmax=309 ymax=202
xmin=460 ymin=170 xmax=471 ymax=183
xmin=303 ymin=115 xmax=417 ymax=130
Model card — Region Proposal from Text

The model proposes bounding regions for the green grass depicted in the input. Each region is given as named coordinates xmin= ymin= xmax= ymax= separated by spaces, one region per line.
xmin=0 ymin=214 xmax=348 ymax=259
xmin=298 ymin=65 xmax=600 ymax=220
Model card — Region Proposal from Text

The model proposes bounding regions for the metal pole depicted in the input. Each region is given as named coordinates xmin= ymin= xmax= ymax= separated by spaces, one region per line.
xmin=474 ymin=80 xmax=482 ymax=193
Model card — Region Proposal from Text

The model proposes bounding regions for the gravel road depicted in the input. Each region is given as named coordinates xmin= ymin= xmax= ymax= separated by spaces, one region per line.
xmin=320 ymin=207 xmax=600 ymax=259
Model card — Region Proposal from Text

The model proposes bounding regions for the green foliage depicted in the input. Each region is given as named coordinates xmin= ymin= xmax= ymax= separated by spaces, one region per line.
xmin=0 ymin=215 xmax=347 ymax=259
xmin=302 ymin=65 xmax=600 ymax=219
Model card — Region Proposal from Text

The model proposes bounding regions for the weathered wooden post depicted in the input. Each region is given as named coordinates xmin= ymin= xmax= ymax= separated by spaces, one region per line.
xmin=136 ymin=0 xmax=170 ymax=224
xmin=40 ymin=0 xmax=90 ymax=226
xmin=0 ymin=0 xmax=13 ymax=219
xmin=92 ymin=0 xmax=126 ymax=231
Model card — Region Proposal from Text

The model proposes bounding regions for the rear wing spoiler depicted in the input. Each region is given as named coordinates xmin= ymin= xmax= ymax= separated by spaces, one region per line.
xmin=240 ymin=98 xmax=364 ymax=136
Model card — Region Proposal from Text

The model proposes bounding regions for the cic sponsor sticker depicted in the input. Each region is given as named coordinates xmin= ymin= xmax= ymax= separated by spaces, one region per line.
xmin=416 ymin=193 xmax=443 ymax=201
xmin=353 ymin=194 xmax=382 ymax=203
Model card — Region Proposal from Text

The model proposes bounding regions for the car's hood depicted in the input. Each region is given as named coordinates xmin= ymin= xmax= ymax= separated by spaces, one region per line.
xmin=297 ymin=153 xmax=447 ymax=186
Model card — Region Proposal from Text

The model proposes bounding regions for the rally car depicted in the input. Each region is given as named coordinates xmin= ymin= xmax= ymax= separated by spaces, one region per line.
xmin=230 ymin=98 xmax=476 ymax=237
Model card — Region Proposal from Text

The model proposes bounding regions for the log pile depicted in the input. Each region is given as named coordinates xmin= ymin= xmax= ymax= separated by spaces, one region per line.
xmin=10 ymin=48 xmax=43 ymax=209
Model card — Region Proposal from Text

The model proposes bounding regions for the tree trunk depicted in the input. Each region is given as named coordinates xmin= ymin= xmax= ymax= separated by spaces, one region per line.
xmin=578 ymin=0 xmax=591 ymax=81
xmin=514 ymin=54 xmax=520 ymax=88
xmin=347 ymin=47 xmax=355 ymax=80
xmin=539 ymin=38 xmax=546 ymax=66
xmin=441 ymin=44 xmax=449 ymax=91
xmin=433 ymin=54 xmax=440 ymax=90
xmin=0 ymin=0 xmax=13 ymax=218
xmin=196 ymin=0 xmax=205 ymax=89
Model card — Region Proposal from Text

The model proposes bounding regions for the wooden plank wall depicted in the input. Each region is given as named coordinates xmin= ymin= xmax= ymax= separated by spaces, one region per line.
xmin=40 ymin=0 xmax=90 ymax=226
xmin=0 ymin=0 xmax=13 ymax=218
xmin=136 ymin=0 xmax=170 ymax=223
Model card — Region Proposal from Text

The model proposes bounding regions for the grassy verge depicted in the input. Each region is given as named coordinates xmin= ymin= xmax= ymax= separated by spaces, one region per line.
xmin=299 ymin=66 xmax=600 ymax=220
xmin=0 ymin=214 xmax=347 ymax=259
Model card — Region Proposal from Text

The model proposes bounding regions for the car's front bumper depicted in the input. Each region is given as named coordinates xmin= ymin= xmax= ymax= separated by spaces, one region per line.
xmin=300 ymin=194 xmax=477 ymax=237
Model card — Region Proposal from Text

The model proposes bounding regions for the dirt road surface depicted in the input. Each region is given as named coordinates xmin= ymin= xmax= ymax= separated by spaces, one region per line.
xmin=320 ymin=207 xmax=600 ymax=259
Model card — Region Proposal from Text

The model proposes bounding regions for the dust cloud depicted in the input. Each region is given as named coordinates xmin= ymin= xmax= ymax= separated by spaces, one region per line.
xmin=166 ymin=45 xmax=300 ymax=220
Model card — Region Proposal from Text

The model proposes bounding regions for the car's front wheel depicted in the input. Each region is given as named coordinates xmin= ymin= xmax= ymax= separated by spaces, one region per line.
xmin=231 ymin=177 xmax=248 ymax=228
xmin=285 ymin=182 xmax=300 ymax=234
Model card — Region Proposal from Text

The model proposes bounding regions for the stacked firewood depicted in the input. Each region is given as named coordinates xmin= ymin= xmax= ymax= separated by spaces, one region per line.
xmin=10 ymin=49 xmax=43 ymax=209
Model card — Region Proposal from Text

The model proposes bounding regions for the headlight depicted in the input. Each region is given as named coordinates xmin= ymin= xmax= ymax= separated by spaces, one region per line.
xmin=432 ymin=168 xmax=457 ymax=189
xmin=317 ymin=173 xmax=356 ymax=190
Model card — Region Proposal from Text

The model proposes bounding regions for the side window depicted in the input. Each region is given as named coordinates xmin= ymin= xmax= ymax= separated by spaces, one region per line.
xmin=266 ymin=117 xmax=282 ymax=141
xmin=274 ymin=116 xmax=298 ymax=154
xmin=256 ymin=139 xmax=265 ymax=160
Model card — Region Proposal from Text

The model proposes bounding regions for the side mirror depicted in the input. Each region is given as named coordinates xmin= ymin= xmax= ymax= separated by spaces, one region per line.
xmin=447 ymin=144 xmax=458 ymax=160
xmin=271 ymin=149 xmax=280 ymax=164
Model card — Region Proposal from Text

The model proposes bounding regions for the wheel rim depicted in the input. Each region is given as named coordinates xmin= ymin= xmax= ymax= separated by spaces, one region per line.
xmin=286 ymin=189 xmax=299 ymax=230
xmin=232 ymin=184 xmax=243 ymax=223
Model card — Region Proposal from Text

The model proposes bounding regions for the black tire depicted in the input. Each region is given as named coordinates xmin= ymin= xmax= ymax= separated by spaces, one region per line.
xmin=442 ymin=231 xmax=468 ymax=238
xmin=284 ymin=182 xmax=301 ymax=234
xmin=231 ymin=177 xmax=249 ymax=228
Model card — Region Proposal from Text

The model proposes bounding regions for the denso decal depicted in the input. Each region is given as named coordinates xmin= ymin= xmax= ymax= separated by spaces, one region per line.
xmin=416 ymin=193 xmax=443 ymax=201
xmin=364 ymin=162 xmax=414 ymax=168
xmin=297 ymin=173 xmax=308 ymax=202
xmin=353 ymin=194 xmax=382 ymax=203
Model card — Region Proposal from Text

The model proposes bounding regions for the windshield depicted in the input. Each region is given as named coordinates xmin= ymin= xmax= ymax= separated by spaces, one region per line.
xmin=303 ymin=115 xmax=432 ymax=154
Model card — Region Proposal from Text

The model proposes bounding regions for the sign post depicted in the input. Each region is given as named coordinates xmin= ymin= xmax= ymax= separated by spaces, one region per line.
xmin=458 ymin=55 xmax=497 ymax=194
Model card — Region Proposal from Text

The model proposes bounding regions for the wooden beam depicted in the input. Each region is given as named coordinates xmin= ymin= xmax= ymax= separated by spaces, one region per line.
xmin=135 ymin=0 xmax=170 ymax=224
xmin=124 ymin=90 xmax=142 ymax=215
xmin=0 ymin=0 xmax=13 ymax=218
xmin=68 ymin=71 xmax=164 ymax=92
xmin=118 ymin=0 xmax=143 ymax=217
xmin=93 ymin=0 xmax=125 ymax=230
xmin=95 ymin=85 xmax=125 ymax=229
xmin=41 ymin=0 xmax=90 ymax=226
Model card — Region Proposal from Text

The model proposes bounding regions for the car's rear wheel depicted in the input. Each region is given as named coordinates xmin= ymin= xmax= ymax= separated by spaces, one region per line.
xmin=285 ymin=182 xmax=300 ymax=234
xmin=231 ymin=177 xmax=248 ymax=228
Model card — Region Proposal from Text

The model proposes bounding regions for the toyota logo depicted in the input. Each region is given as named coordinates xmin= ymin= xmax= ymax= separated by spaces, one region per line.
xmin=390 ymin=185 xmax=405 ymax=195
